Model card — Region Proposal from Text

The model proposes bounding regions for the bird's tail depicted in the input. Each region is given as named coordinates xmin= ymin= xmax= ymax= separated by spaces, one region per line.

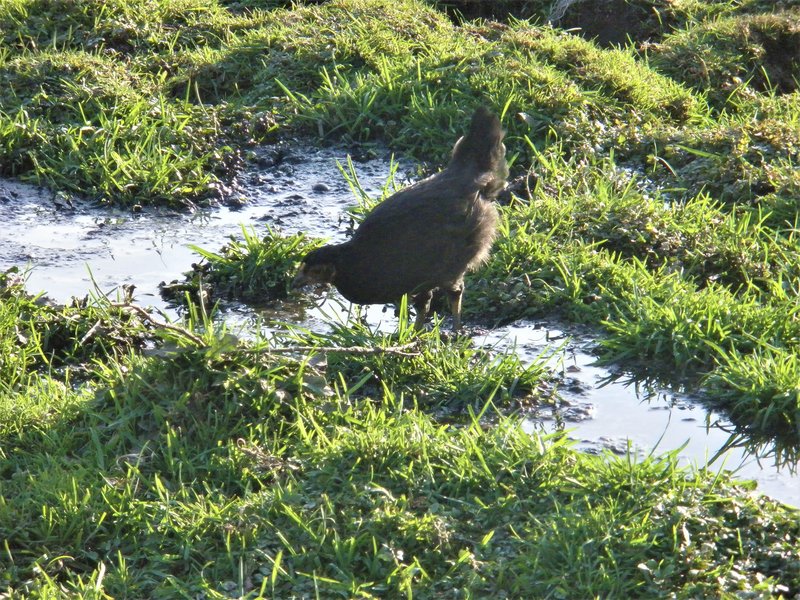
xmin=449 ymin=106 xmax=508 ymax=199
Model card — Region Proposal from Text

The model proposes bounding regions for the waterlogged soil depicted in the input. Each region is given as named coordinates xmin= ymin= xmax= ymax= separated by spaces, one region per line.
xmin=0 ymin=143 xmax=394 ymax=305
xmin=1 ymin=143 xmax=798 ymax=507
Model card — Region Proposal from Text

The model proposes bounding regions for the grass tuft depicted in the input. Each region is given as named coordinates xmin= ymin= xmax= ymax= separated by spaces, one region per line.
xmin=160 ymin=226 xmax=323 ymax=306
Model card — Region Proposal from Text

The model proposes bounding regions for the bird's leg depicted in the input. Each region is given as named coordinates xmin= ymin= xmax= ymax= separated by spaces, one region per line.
xmin=447 ymin=286 xmax=464 ymax=332
xmin=412 ymin=291 xmax=432 ymax=331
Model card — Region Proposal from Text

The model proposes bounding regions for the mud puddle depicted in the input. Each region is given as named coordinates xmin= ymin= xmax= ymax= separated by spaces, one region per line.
xmin=1 ymin=144 xmax=797 ymax=507
xmin=476 ymin=322 xmax=799 ymax=506
xmin=0 ymin=143 xmax=404 ymax=309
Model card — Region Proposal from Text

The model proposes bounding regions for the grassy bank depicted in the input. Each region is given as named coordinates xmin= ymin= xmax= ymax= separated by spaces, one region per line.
xmin=2 ymin=0 xmax=800 ymax=596
xmin=1 ymin=273 xmax=798 ymax=597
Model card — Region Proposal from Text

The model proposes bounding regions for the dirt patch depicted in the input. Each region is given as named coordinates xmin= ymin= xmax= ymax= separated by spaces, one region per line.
xmin=432 ymin=0 xmax=547 ymax=22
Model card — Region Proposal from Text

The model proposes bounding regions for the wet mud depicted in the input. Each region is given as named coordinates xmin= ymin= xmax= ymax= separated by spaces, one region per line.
xmin=1 ymin=143 xmax=797 ymax=506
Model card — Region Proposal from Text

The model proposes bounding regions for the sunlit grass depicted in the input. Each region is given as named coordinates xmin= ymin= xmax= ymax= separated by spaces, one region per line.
xmin=159 ymin=225 xmax=323 ymax=306
xmin=0 ymin=0 xmax=713 ymax=206
xmin=649 ymin=10 xmax=800 ymax=107
xmin=465 ymin=148 xmax=800 ymax=461
xmin=1 ymin=287 xmax=797 ymax=597
xmin=2 ymin=0 xmax=800 ymax=596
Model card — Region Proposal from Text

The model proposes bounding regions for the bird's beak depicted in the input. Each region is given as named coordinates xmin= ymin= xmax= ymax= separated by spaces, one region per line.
xmin=291 ymin=265 xmax=309 ymax=289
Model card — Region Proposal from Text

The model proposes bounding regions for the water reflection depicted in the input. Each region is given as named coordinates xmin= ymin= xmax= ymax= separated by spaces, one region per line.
xmin=255 ymin=296 xmax=800 ymax=507
xmin=476 ymin=320 xmax=799 ymax=507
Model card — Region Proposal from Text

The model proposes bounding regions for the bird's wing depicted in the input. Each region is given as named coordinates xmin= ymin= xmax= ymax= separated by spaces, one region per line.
xmin=352 ymin=173 xmax=476 ymax=242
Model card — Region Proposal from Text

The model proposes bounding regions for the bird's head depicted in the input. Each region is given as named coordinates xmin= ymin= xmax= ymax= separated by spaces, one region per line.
xmin=292 ymin=245 xmax=339 ymax=290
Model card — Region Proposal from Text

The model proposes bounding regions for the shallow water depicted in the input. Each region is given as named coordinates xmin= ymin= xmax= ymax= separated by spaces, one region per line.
xmin=477 ymin=322 xmax=799 ymax=505
xmin=1 ymin=143 xmax=797 ymax=507
xmin=1 ymin=144 xmax=401 ymax=307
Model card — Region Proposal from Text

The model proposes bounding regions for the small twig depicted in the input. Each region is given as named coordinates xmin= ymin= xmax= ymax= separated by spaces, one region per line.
xmin=79 ymin=319 xmax=103 ymax=346
xmin=110 ymin=302 xmax=205 ymax=346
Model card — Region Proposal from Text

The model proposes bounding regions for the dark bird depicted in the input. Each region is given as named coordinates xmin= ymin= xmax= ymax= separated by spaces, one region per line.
xmin=293 ymin=106 xmax=507 ymax=330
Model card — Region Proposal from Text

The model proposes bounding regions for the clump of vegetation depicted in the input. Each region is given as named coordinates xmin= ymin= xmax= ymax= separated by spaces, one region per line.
xmin=650 ymin=10 xmax=800 ymax=105
xmin=0 ymin=268 xmax=154 ymax=440
xmin=160 ymin=226 xmax=323 ymax=306
xmin=284 ymin=307 xmax=555 ymax=411
xmin=705 ymin=346 xmax=800 ymax=460
xmin=0 ymin=269 xmax=151 ymax=379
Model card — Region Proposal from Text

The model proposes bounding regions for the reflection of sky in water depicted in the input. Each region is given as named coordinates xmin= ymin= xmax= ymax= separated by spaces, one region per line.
xmin=477 ymin=322 xmax=799 ymax=508
xmin=1 ymin=145 xmax=797 ymax=507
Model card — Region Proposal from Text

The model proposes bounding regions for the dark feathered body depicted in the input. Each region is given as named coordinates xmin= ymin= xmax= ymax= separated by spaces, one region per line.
xmin=294 ymin=106 xmax=507 ymax=328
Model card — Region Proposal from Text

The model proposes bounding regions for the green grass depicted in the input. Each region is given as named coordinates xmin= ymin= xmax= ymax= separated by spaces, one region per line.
xmin=284 ymin=306 xmax=555 ymax=411
xmin=0 ymin=0 xmax=713 ymax=206
xmin=1 ymin=290 xmax=798 ymax=597
xmin=0 ymin=0 xmax=795 ymax=208
xmin=2 ymin=0 xmax=800 ymax=596
xmin=160 ymin=225 xmax=324 ymax=306
xmin=649 ymin=10 xmax=800 ymax=106
xmin=463 ymin=149 xmax=800 ymax=461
